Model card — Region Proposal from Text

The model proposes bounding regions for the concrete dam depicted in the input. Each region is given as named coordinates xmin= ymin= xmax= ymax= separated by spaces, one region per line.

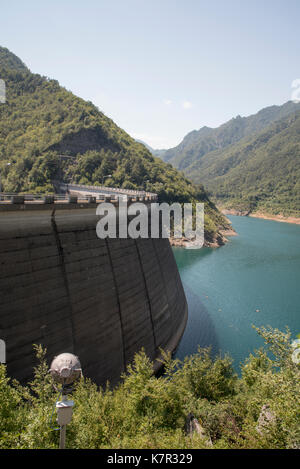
xmin=0 ymin=190 xmax=188 ymax=386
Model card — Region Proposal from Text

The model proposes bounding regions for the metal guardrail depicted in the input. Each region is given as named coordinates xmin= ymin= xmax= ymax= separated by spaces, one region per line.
xmin=0 ymin=183 xmax=158 ymax=205
xmin=0 ymin=192 xmax=156 ymax=205
xmin=60 ymin=183 xmax=158 ymax=201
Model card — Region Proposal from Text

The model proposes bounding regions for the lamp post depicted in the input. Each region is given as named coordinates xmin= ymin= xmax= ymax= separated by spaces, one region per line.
xmin=49 ymin=353 xmax=82 ymax=449
xmin=102 ymin=174 xmax=112 ymax=186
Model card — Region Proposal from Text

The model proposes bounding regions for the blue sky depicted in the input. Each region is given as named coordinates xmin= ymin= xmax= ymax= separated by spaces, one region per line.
xmin=1 ymin=0 xmax=300 ymax=148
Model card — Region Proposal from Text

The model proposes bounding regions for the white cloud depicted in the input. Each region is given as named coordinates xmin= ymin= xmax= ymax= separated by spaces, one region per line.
xmin=163 ymin=99 xmax=172 ymax=105
xmin=182 ymin=100 xmax=192 ymax=109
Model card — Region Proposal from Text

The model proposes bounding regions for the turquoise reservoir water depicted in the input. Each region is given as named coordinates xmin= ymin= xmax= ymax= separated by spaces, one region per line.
xmin=174 ymin=215 xmax=300 ymax=370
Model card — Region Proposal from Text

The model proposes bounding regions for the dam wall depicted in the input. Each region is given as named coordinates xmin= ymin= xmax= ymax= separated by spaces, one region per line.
xmin=0 ymin=201 xmax=187 ymax=385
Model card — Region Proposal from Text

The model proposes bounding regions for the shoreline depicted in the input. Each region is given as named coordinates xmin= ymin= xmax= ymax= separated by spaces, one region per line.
xmin=248 ymin=212 xmax=300 ymax=225
xmin=169 ymin=226 xmax=237 ymax=249
xmin=221 ymin=208 xmax=300 ymax=225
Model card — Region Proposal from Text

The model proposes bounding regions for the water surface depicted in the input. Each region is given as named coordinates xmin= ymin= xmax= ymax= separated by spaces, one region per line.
xmin=174 ymin=215 xmax=300 ymax=370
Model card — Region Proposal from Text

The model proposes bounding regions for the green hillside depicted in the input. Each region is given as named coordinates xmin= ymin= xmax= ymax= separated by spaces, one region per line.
xmin=160 ymin=102 xmax=300 ymax=216
xmin=0 ymin=46 xmax=28 ymax=73
xmin=162 ymin=101 xmax=300 ymax=172
xmin=186 ymin=111 xmax=300 ymax=215
xmin=0 ymin=46 xmax=230 ymax=241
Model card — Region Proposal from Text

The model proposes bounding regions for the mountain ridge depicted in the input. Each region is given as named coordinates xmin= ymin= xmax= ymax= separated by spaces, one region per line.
xmin=0 ymin=46 xmax=231 ymax=243
xmin=161 ymin=101 xmax=300 ymax=171
xmin=135 ymin=139 xmax=167 ymax=158
xmin=185 ymin=110 xmax=300 ymax=215
xmin=159 ymin=101 xmax=300 ymax=216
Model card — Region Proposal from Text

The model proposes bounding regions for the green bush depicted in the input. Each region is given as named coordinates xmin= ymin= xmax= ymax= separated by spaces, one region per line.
xmin=0 ymin=326 xmax=299 ymax=449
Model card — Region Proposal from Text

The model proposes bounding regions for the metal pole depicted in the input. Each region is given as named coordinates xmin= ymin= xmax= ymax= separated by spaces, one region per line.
xmin=56 ymin=392 xmax=74 ymax=449
xmin=59 ymin=392 xmax=68 ymax=449
xmin=59 ymin=425 xmax=66 ymax=449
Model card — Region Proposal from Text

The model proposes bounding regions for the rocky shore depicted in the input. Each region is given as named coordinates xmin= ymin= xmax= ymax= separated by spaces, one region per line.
xmin=220 ymin=208 xmax=300 ymax=225
xmin=169 ymin=226 xmax=237 ymax=249
xmin=248 ymin=212 xmax=300 ymax=225
xmin=221 ymin=208 xmax=251 ymax=217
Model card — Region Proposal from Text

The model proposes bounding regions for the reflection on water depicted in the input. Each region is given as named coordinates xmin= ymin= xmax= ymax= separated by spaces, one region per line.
xmin=175 ymin=284 xmax=219 ymax=360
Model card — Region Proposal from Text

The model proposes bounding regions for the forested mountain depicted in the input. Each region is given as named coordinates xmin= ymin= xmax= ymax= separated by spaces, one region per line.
xmin=0 ymin=46 xmax=230 ymax=241
xmin=185 ymin=111 xmax=300 ymax=215
xmin=160 ymin=102 xmax=300 ymax=216
xmin=162 ymin=102 xmax=300 ymax=172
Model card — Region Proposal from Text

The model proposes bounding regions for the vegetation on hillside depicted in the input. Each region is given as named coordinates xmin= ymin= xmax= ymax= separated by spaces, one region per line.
xmin=0 ymin=46 xmax=230 ymax=238
xmin=0 ymin=326 xmax=299 ymax=449
xmin=160 ymin=102 xmax=300 ymax=216
xmin=0 ymin=46 xmax=28 ymax=73
xmin=162 ymin=101 xmax=300 ymax=171
xmin=186 ymin=112 xmax=300 ymax=215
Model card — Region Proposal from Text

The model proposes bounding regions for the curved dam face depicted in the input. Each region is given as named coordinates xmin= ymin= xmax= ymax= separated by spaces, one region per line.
xmin=0 ymin=203 xmax=187 ymax=385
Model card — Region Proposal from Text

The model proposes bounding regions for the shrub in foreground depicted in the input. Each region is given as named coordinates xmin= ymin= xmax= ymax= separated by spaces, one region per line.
xmin=0 ymin=326 xmax=299 ymax=449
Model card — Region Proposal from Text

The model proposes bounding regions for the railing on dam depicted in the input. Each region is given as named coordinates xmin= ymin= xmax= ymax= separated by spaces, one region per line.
xmin=0 ymin=188 xmax=158 ymax=206
xmin=59 ymin=182 xmax=158 ymax=200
